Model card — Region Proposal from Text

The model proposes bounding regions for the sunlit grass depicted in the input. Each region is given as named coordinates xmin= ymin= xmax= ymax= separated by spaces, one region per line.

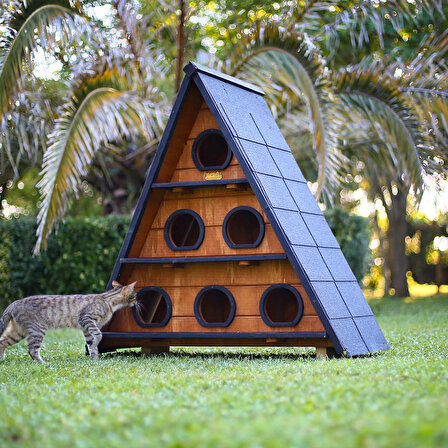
xmin=364 ymin=282 xmax=448 ymax=299
xmin=1 ymin=295 xmax=448 ymax=447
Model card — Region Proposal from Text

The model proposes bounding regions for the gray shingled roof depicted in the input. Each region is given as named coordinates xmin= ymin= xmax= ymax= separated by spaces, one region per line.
xmin=189 ymin=62 xmax=389 ymax=356
xmin=109 ymin=62 xmax=389 ymax=356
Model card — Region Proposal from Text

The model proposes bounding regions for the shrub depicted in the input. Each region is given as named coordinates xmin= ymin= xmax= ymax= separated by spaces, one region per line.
xmin=0 ymin=208 xmax=371 ymax=310
xmin=324 ymin=206 xmax=371 ymax=283
xmin=0 ymin=216 xmax=130 ymax=310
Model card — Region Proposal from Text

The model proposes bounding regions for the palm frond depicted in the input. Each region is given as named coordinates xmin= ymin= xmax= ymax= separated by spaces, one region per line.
xmin=334 ymin=62 xmax=426 ymax=196
xmin=35 ymin=67 xmax=154 ymax=253
xmin=0 ymin=0 xmax=82 ymax=120
xmin=405 ymin=87 xmax=448 ymax=176
xmin=309 ymin=1 xmax=444 ymax=56
xmin=227 ymin=22 xmax=343 ymax=202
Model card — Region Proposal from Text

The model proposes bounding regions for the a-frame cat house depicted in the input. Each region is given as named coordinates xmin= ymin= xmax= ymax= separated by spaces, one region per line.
xmin=100 ymin=62 xmax=389 ymax=357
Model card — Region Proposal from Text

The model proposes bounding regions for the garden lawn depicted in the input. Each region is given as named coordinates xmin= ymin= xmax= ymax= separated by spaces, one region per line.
xmin=1 ymin=296 xmax=447 ymax=448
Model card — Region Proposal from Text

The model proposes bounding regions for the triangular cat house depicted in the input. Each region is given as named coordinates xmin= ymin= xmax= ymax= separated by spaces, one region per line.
xmin=101 ymin=62 xmax=389 ymax=357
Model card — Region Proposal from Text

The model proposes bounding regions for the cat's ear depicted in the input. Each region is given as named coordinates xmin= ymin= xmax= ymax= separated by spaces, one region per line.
xmin=112 ymin=280 xmax=122 ymax=288
xmin=128 ymin=281 xmax=137 ymax=290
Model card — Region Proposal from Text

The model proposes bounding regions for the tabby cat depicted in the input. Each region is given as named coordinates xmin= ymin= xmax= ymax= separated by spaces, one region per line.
xmin=0 ymin=280 xmax=137 ymax=363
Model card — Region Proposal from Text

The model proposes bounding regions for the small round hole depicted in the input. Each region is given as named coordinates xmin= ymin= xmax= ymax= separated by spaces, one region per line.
xmin=164 ymin=210 xmax=204 ymax=251
xmin=223 ymin=206 xmax=265 ymax=248
xmin=260 ymin=285 xmax=303 ymax=327
xmin=194 ymin=286 xmax=236 ymax=327
xmin=133 ymin=287 xmax=172 ymax=327
xmin=192 ymin=129 xmax=231 ymax=170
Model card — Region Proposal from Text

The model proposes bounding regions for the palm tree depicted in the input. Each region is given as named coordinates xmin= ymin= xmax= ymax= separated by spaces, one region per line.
xmin=0 ymin=0 xmax=168 ymax=250
xmin=35 ymin=66 xmax=158 ymax=252
xmin=0 ymin=0 xmax=82 ymax=184
xmin=2 ymin=0 xmax=447 ymax=297
xmin=224 ymin=4 xmax=448 ymax=296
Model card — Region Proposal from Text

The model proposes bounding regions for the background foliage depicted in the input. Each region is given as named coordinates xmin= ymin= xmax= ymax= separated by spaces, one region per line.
xmin=0 ymin=209 xmax=369 ymax=309
xmin=324 ymin=205 xmax=371 ymax=282
xmin=0 ymin=215 xmax=130 ymax=308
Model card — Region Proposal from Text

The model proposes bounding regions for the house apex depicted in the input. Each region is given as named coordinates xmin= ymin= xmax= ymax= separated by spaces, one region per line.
xmin=183 ymin=61 xmax=265 ymax=96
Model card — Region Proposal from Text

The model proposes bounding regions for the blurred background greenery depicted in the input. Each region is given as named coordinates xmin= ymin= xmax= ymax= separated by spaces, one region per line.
xmin=1 ymin=0 xmax=448 ymax=300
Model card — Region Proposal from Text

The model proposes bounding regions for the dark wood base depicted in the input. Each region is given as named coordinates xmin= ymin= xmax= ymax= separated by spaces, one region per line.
xmin=99 ymin=335 xmax=333 ymax=350
xmin=316 ymin=346 xmax=340 ymax=358
xmin=142 ymin=346 xmax=170 ymax=355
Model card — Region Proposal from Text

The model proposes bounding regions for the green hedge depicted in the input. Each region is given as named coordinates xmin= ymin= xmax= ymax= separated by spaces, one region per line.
xmin=324 ymin=206 xmax=371 ymax=283
xmin=0 ymin=208 xmax=370 ymax=310
xmin=0 ymin=216 xmax=130 ymax=309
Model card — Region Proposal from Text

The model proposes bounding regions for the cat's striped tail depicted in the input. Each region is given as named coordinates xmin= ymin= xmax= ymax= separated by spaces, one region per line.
xmin=0 ymin=303 xmax=14 ymax=336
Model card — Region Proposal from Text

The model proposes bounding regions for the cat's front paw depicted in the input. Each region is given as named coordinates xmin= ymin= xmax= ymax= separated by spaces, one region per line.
xmin=90 ymin=352 xmax=99 ymax=360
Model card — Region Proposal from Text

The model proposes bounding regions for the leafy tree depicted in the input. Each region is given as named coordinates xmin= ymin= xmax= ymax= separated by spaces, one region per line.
xmin=1 ymin=0 xmax=447 ymax=298
xmin=223 ymin=3 xmax=448 ymax=296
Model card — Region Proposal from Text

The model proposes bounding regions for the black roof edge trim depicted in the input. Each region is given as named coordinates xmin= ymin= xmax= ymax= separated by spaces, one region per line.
xmin=184 ymin=61 xmax=265 ymax=96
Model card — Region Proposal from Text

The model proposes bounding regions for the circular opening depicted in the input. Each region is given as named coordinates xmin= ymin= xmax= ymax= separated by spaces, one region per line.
xmin=223 ymin=207 xmax=265 ymax=248
xmin=192 ymin=130 xmax=231 ymax=170
xmin=164 ymin=210 xmax=204 ymax=251
xmin=133 ymin=287 xmax=172 ymax=327
xmin=260 ymin=285 xmax=303 ymax=327
xmin=194 ymin=286 xmax=236 ymax=327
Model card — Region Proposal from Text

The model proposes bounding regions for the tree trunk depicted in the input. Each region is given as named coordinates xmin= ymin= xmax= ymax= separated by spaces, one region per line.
xmin=373 ymin=209 xmax=390 ymax=295
xmin=383 ymin=183 xmax=410 ymax=297
xmin=175 ymin=0 xmax=186 ymax=92
xmin=0 ymin=182 xmax=6 ymax=213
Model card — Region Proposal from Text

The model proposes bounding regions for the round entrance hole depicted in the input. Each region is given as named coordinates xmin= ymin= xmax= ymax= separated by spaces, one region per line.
xmin=133 ymin=287 xmax=172 ymax=327
xmin=260 ymin=284 xmax=304 ymax=327
xmin=164 ymin=209 xmax=205 ymax=251
xmin=194 ymin=286 xmax=236 ymax=327
xmin=192 ymin=129 xmax=232 ymax=170
xmin=223 ymin=206 xmax=265 ymax=248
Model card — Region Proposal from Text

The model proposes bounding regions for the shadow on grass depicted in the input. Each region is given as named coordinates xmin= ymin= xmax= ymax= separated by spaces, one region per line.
xmin=101 ymin=349 xmax=321 ymax=361
xmin=98 ymin=349 xmax=386 ymax=361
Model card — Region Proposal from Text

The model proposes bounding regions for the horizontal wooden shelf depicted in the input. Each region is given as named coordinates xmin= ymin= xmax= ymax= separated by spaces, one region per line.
xmin=120 ymin=254 xmax=287 ymax=264
xmin=101 ymin=331 xmax=327 ymax=339
xmin=151 ymin=178 xmax=249 ymax=189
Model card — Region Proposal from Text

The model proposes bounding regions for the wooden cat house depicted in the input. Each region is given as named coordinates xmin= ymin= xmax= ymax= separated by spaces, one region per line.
xmin=100 ymin=62 xmax=389 ymax=357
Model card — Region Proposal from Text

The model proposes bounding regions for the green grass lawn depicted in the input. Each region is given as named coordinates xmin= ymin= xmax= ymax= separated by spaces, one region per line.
xmin=1 ymin=296 xmax=447 ymax=448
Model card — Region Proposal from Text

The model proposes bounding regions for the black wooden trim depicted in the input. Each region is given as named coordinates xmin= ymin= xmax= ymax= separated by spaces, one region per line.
xmin=101 ymin=331 xmax=327 ymax=339
xmin=120 ymin=254 xmax=287 ymax=264
xmin=259 ymin=284 xmax=304 ymax=327
xmin=133 ymin=287 xmax=172 ymax=328
xmin=152 ymin=179 xmax=248 ymax=189
xmin=164 ymin=209 xmax=205 ymax=251
xmin=191 ymin=129 xmax=232 ymax=171
xmin=222 ymin=206 xmax=265 ymax=249
xmin=191 ymin=72 xmax=344 ymax=354
xmin=183 ymin=61 xmax=265 ymax=96
xmin=107 ymin=74 xmax=195 ymax=289
xmin=194 ymin=285 xmax=236 ymax=327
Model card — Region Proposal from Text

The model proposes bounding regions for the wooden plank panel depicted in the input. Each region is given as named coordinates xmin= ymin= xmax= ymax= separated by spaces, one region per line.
xmin=155 ymin=84 xmax=204 ymax=183
xmin=151 ymin=193 xmax=264 ymax=229
xmin=170 ymin=165 xmax=246 ymax=183
xmin=188 ymin=108 xmax=220 ymax=140
xmin=158 ymin=284 xmax=317 ymax=317
xmin=124 ymin=260 xmax=301 ymax=287
xmin=177 ymin=139 xmax=239 ymax=170
xmin=107 ymin=308 xmax=324 ymax=333
xmin=164 ymin=185 xmax=253 ymax=201
xmin=127 ymin=189 xmax=165 ymax=258
xmin=139 ymin=224 xmax=283 ymax=258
